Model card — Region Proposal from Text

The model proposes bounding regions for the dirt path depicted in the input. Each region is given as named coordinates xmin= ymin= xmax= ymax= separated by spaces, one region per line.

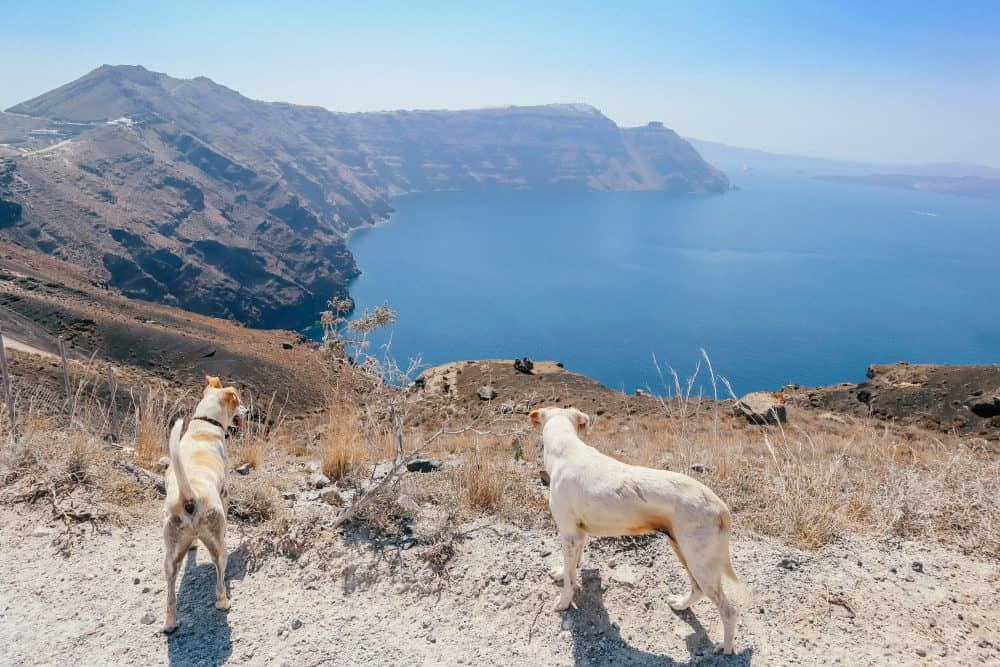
xmin=2 ymin=335 xmax=57 ymax=360
xmin=0 ymin=506 xmax=996 ymax=666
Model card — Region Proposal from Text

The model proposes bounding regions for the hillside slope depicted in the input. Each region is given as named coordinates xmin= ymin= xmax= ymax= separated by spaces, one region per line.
xmin=2 ymin=65 xmax=728 ymax=328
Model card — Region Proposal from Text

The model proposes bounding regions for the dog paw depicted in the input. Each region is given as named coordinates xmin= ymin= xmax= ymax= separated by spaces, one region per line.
xmin=552 ymin=596 xmax=573 ymax=612
xmin=713 ymin=642 xmax=735 ymax=655
xmin=667 ymin=594 xmax=687 ymax=610
xmin=215 ymin=599 xmax=230 ymax=611
xmin=548 ymin=568 xmax=565 ymax=582
xmin=162 ymin=622 xmax=178 ymax=634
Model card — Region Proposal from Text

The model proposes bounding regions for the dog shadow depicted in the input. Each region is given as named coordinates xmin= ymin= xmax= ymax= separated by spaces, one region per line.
xmin=166 ymin=542 xmax=249 ymax=667
xmin=566 ymin=569 xmax=753 ymax=666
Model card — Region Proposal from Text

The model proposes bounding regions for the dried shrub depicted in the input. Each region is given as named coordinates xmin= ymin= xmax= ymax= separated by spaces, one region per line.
xmin=228 ymin=478 xmax=284 ymax=525
xmin=320 ymin=405 xmax=367 ymax=482
xmin=462 ymin=444 xmax=510 ymax=512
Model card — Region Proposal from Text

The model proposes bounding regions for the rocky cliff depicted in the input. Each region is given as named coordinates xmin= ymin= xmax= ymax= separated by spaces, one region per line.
xmin=1 ymin=65 xmax=729 ymax=328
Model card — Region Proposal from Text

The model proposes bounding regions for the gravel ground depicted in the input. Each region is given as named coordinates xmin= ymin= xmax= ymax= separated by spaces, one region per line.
xmin=0 ymin=505 xmax=997 ymax=666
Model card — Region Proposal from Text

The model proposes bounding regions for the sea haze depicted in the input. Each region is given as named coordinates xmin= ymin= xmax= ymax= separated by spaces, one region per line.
xmin=346 ymin=169 xmax=1000 ymax=393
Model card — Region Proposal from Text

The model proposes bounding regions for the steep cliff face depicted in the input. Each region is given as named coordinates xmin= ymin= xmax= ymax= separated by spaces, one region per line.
xmin=2 ymin=65 xmax=729 ymax=328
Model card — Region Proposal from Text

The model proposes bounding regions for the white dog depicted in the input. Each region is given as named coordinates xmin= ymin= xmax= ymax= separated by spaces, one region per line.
xmin=531 ymin=406 xmax=743 ymax=654
xmin=162 ymin=376 xmax=246 ymax=633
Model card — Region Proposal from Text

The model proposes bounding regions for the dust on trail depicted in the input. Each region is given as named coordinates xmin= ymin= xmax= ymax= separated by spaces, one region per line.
xmin=2 ymin=336 xmax=57 ymax=360
xmin=0 ymin=506 xmax=997 ymax=666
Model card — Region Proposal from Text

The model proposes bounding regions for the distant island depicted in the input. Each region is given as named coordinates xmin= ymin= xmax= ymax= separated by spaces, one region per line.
xmin=815 ymin=173 xmax=1000 ymax=199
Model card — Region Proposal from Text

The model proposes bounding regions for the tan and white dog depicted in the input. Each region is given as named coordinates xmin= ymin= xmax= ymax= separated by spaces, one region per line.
xmin=162 ymin=376 xmax=246 ymax=633
xmin=531 ymin=406 xmax=743 ymax=654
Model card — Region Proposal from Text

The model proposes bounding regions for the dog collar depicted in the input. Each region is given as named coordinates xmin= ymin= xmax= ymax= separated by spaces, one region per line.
xmin=192 ymin=415 xmax=228 ymax=436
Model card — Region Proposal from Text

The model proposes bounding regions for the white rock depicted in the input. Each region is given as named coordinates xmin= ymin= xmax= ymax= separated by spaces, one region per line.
xmin=609 ymin=564 xmax=640 ymax=586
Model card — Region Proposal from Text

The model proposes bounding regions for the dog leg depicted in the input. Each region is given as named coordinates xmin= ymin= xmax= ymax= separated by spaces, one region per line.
xmin=668 ymin=571 xmax=703 ymax=611
xmin=200 ymin=521 xmax=230 ymax=611
xmin=689 ymin=561 xmax=737 ymax=655
xmin=549 ymin=536 xmax=584 ymax=583
xmin=666 ymin=536 xmax=703 ymax=610
xmin=553 ymin=532 xmax=583 ymax=611
xmin=163 ymin=529 xmax=189 ymax=633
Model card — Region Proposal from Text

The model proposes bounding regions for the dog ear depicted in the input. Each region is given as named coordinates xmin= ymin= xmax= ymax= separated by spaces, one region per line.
xmin=529 ymin=409 xmax=543 ymax=429
xmin=223 ymin=387 xmax=240 ymax=409
xmin=205 ymin=375 xmax=223 ymax=389
xmin=573 ymin=409 xmax=591 ymax=433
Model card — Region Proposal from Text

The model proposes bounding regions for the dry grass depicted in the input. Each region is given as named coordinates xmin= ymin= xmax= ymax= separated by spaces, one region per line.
xmin=319 ymin=402 xmax=367 ymax=481
xmin=462 ymin=443 xmax=509 ymax=512
xmin=132 ymin=389 xmax=186 ymax=466
xmin=1 ymin=351 xmax=995 ymax=562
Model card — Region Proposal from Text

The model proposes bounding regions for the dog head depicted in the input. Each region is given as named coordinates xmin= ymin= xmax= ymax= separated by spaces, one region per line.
xmin=529 ymin=406 xmax=591 ymax=434
xmin=203 ymin=376 xmax=247 ymax=429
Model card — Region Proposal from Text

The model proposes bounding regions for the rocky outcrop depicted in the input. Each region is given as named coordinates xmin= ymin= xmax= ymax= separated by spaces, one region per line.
xmin=734 ymin=392 xmax=787 ymax=425
xmin=787 ymin=362 xmax=1000 ymax=440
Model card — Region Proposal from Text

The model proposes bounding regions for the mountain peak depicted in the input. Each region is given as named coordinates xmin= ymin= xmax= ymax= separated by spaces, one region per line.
xmin=5 ymin=65 xmax=238 ymax=121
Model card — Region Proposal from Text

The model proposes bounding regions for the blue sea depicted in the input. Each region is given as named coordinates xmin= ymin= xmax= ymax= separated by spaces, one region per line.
xmin=345 ymin=169 xmax=999 ymax=394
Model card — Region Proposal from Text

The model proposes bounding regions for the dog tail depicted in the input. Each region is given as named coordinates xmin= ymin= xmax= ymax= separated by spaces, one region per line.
xmin=168 ymin=418 xmax=194 ymax=510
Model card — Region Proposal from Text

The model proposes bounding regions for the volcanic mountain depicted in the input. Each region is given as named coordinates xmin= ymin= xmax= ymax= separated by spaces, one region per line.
xmin=0 ymin=65 xmax=729 ymax=328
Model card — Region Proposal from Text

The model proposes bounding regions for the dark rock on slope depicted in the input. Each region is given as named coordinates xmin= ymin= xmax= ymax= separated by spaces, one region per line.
xmin=787 ymin=362 xmax=1000 ymax=440
xmin=1 ymin=66 xmax=728 ymax=328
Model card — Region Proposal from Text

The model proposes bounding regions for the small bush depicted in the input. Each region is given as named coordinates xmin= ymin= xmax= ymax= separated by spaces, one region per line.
xmin=228 ymin=478 xmax=283 ymax=525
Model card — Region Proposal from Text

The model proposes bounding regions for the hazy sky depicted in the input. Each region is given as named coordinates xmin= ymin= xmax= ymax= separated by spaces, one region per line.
xmin=2 ymin=1 xmax=998 ymax=166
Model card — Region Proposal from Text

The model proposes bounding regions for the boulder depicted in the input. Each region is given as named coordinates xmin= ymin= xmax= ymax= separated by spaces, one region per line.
xmin=406 ymin=458 xmax=442 ymax=473
xmin=233 ymin=462 xmax=252 ymax=475
xmin=734 ymin=391 xmax=787 ymax=424
xmin=513 ymin=357 xmax=534 ymax=375
xmin=477 ymin=385 xmax=497 ymax=401
xmin=967 ymin=393 xmax=1000 ymax=419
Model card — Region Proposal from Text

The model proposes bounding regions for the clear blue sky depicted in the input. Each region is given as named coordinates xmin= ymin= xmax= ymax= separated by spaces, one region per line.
xmin=2 ymin=1 xmax=998 ymax=166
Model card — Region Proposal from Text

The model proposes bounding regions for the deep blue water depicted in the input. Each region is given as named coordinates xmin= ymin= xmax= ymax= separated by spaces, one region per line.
xmin=345 ymin=169 xmax=999 ymax=394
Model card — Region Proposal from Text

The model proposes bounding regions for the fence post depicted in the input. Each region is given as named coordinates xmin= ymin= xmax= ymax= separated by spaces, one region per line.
xmin=107 ymin=364 xmax=120 ymax=444
xmin=58 ymin=337 xmax=73 ymax=420
xmin=0 ymin=325 xmax=17 ymax=443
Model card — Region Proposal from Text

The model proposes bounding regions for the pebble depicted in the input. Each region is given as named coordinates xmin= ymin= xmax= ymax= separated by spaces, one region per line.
xmin=291 ymin=618 xmax=303 ymax=630
xmin=140 ymin=612 xmax=155 ymax=625
xmin=911 ymin=561 xmax=924 ymax=573
xmin=308 ymin=472 xmax=331 ymax=489
xmin=914 ymin=648 xmax=926 ymax=657
xmin=234 ymin=463 xmax=252 ymax=475
xmin=133 ymin=577 xmax=140 ymax=585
